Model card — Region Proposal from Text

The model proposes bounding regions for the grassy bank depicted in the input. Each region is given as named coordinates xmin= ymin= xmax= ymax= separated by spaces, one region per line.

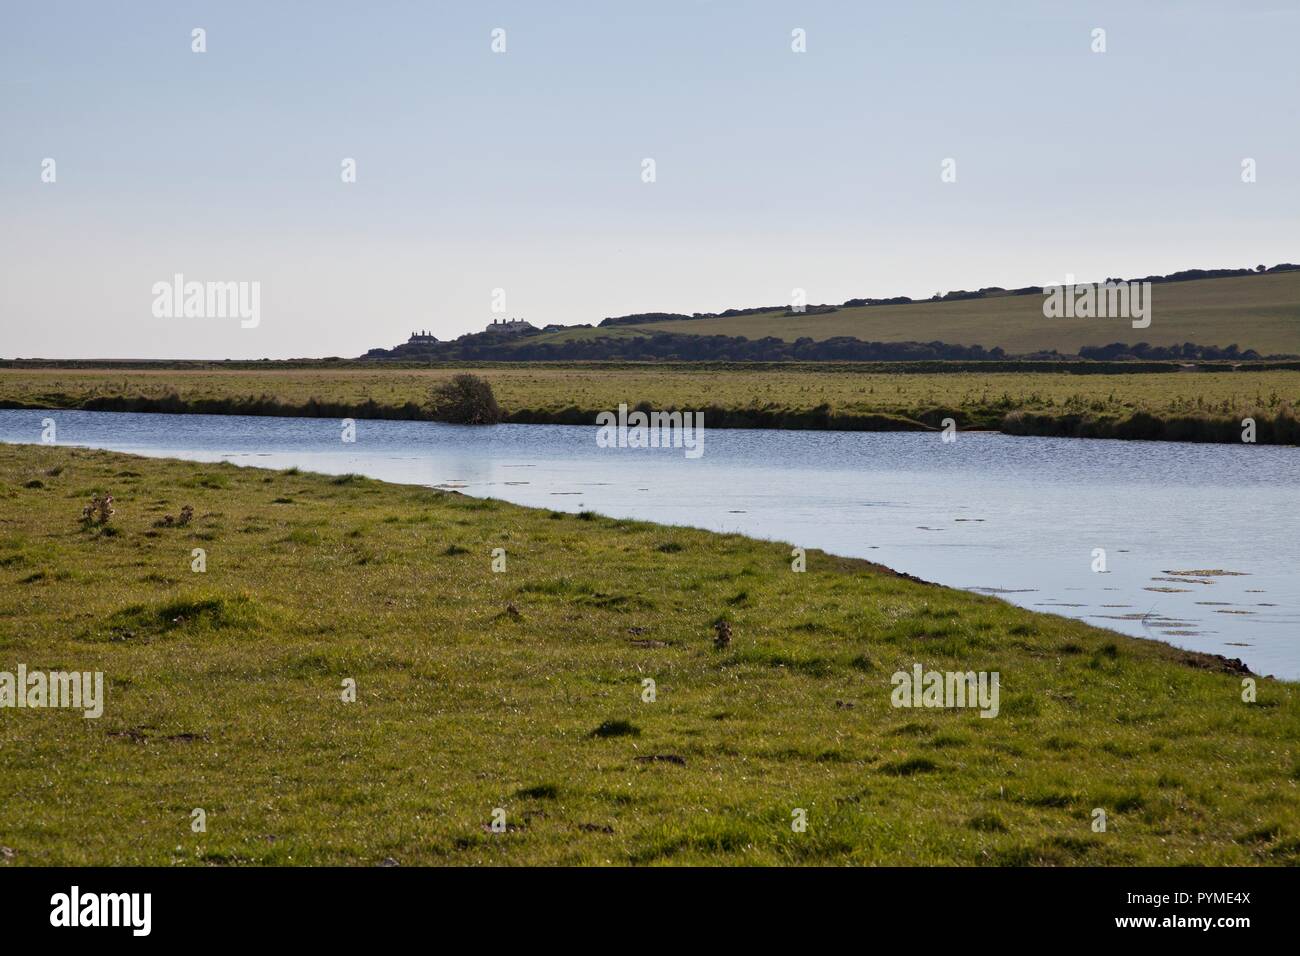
xmin=2 ymin=366 xmax=1299 ymax=443
xmin=1 ymin=444 xmax=1297 ymax=865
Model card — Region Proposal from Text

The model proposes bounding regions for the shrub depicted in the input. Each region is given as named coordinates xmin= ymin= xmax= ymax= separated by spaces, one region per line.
xmin=430 ymin=374 xmax=502 ymax=425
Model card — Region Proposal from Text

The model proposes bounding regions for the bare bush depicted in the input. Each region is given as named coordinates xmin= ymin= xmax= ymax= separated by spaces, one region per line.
xmin=431 ymin=374 xmax=502 ymax=425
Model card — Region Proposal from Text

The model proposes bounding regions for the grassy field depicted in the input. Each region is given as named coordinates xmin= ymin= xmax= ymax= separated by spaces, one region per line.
xmin=1 ymin=443 xmax=1298 ymax=865
xmin=2 ymin=365 xmax=1299 ymax=442
xmin=534 ymin=272 xmax=1300 ymax=355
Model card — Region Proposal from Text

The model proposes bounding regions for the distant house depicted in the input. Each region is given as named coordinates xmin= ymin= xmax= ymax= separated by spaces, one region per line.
xmin=486 ymin=318 xmax=535 ymax=335
xmin=407 ymin=330 xmax=438 ymax=344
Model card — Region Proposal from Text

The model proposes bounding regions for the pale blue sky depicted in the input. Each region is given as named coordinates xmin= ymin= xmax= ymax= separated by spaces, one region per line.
xmin=2 ymin=1 xmax=1297 ymax=358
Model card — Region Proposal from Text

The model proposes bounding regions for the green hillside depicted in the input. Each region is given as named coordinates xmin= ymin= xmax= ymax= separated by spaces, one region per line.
xmin=528 ymin=272 xmax=1300 ymax=356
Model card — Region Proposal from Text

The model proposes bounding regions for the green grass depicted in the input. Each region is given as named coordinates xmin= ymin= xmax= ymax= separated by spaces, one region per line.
xmin=2 ymin=365 xmax=1299 ymax=443
xmin=574 ymin=271 xmax=1300 ymax=355
xmin=1 ymin=443 xmax=1297 ymax=865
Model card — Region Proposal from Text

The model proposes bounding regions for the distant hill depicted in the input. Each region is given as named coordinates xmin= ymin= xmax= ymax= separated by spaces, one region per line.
xmin=364 ymin=265 xmax=1300 ymax=361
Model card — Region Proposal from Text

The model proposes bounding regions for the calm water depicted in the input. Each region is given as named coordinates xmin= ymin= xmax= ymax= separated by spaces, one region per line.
xmin=4 ymin=409 xmax=1298 ymax=678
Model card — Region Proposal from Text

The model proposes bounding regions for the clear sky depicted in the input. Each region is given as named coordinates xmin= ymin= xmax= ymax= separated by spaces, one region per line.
xmin=2 ymin=0 xmax=1297 ymax=359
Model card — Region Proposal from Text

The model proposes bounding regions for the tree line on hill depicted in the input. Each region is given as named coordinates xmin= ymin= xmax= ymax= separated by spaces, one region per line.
xmin=364 ymin=330 xmax=1288 ymax=363
xmin=358 ymin=262 xmax=1299 ymax=361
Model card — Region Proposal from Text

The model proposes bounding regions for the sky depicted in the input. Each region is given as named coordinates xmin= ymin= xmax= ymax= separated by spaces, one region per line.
xmin=2 ymin=0 xmax=1297 ymax=359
